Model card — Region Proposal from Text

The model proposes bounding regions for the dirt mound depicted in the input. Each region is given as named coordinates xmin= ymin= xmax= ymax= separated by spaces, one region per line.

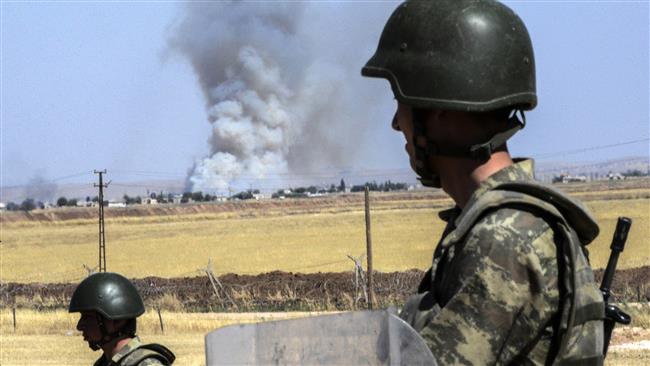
xmin=594 ymin=266 xmax=650 ymax=302
xmin=2 ymin=267 xmax=648 ymax=312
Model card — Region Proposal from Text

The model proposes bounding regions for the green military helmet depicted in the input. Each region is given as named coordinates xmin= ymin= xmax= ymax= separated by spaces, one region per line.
xmin=69 ymin=272 xmax=145 ymax=320
xmin=362 ymin=0 xmax=536 ymax=112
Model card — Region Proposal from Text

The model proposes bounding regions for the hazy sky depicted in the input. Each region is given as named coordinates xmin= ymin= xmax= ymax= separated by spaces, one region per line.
xmin=2 ymin=1 xmax=648 ymax=193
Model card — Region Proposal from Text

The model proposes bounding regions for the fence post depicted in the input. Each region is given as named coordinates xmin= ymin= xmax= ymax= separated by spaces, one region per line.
xmin=13 ymin=307 xmax=16 ymax=331
xmin=156 ymin=307 xmax=164 ymax=334
xmin=203 ymin=259 xmax=239 ymax=310
xmin=364 ymin=186 xmax=375 ymax=310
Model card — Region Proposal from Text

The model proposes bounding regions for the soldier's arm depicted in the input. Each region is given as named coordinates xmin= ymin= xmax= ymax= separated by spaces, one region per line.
xmin=420 ymin=208 xmax=560 ymax=365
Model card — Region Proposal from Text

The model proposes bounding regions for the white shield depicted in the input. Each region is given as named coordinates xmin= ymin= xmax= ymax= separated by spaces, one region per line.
xmin=205 ymin=310 xmax=437 ymax=365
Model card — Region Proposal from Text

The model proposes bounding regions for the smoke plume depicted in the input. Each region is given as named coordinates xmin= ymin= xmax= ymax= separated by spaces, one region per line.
xmin=168 ymin=2 xmax=380 ymax=193
xmin=24 ymin=175 xmax=57 ymax=203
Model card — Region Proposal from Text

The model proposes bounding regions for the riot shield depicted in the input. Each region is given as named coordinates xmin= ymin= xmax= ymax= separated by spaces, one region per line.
xmin=205 ymin=310 xmax=437 ymax=365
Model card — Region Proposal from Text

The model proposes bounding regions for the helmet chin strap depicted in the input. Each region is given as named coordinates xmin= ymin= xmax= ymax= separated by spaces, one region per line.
xmin=88 ymin=315 xmax=130 ymax=351
xmin=412 ymin=109 xmax=442 ymax=188
xmin=410 ymin=108 xmax=526 ymax=188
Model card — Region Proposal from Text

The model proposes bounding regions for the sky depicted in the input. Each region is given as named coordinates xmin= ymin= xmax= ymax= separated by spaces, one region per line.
xmin=1 ymin=0 xmax=649 ymax=197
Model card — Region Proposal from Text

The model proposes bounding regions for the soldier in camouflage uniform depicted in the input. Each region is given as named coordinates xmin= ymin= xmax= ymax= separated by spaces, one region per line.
xmin=69 ymin=272 xmax=175 ymax=366
xmin=362 ymin=1 xmax=605 ymax=364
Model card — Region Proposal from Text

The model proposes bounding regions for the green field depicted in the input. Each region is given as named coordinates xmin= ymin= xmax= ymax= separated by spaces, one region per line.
xmin=1 ymin=193 xmax=648 ymax=283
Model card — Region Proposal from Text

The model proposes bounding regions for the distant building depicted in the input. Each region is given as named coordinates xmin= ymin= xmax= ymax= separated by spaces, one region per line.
xmin=562 ymin=175 xmax=587 ymax=183
xmin=553 ymin=174 xmax=587 ymax=184
xmin=0 ymin=202 xmax=6 ymax=211
xmin=607 ymin=172 xmax=625 ymax=180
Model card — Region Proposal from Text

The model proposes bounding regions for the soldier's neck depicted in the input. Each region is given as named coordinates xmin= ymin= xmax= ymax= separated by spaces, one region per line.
xmin=102 ymin=337 xmax=133 ymax=360
xmin=440 ymin=151 xmax=514 ymax=209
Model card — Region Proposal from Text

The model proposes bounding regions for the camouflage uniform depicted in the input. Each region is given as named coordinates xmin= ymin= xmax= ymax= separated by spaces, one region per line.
xmin=400 ymin=159 xmax=605 ymax=365
xmin=93 ymin=337 xmax=174 ymax=366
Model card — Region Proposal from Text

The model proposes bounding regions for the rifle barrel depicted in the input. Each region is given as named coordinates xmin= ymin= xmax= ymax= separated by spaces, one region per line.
xmin=600 ymin=217 xmax=632 ymax=302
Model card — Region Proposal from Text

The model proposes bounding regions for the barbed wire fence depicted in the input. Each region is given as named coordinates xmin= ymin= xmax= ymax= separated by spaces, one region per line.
xmin=347 ymin=254 xmax=368 ymax=308
xmin=1 ymin=260 xmax=647 ymax=315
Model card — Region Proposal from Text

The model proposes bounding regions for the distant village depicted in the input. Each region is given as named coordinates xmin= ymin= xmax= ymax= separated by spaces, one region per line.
xmin=2 ymin=169 xmax=647 ymax=213
xmin=0 ymin=179 xmax=413 ymax=212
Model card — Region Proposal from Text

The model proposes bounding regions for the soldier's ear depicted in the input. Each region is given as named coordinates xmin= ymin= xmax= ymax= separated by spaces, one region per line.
xmin=109 ymin=319 xmax=128 ymax=331
xmin=425 ymin=109 xmax=445 ymax=125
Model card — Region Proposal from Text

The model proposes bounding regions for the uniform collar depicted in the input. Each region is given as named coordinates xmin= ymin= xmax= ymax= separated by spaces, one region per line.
xmin=454 ymin=158 xmax=535 ymax=227
xmin=109 ymin=336 xmax=142 ymax=364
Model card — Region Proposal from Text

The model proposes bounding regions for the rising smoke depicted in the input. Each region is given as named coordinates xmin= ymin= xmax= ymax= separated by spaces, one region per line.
xmin=24 ymin=175 xmax=58 ymax=203
xmin=168 ymin=2 xmax=386 ymax=193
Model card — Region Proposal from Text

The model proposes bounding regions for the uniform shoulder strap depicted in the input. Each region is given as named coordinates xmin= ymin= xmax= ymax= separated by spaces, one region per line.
xmin=118 ymin=343 xmax=175 ymax=366
xmin=493 ymin=181 xmax=599 ymax=244
xmin=442 ymin=180 xmax=599 ymax=246
xmin=441 ymin=186 xmax=566 ymax=247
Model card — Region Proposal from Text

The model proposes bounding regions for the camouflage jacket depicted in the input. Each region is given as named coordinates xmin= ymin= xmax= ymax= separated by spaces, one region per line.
xmin=93 ymin=337 xmax=175 ymax=366
xmin=400 ymin=159 xmax=604 ymax=365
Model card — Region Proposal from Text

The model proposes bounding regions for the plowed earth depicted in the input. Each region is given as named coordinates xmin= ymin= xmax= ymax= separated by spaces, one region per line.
xmin=2 ymin=267 xmax=648 ymax=312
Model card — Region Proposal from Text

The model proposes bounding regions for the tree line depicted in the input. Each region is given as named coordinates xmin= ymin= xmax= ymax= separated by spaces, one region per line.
xmin=3 ymin=179 xmax=410 ymax=211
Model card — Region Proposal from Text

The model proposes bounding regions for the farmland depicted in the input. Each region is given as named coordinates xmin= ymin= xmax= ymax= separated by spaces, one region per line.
xmin=1 ymin=180 xmax=649 ymax=283
xmin=1 ymin=178 xmax=649 ymax=364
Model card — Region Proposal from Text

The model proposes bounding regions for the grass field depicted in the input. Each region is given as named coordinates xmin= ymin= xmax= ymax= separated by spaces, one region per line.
xmin=1 ymin=309 xmax=648 ymax=366
xmin=0 ymin=309 xmax=324 ymax=366
xmin=1 ymin=195 xmax=648 ymax=283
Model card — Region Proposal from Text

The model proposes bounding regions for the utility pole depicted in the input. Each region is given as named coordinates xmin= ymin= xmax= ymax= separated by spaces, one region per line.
xmin=94 ymin=170 xmax=110 ymax=272
xmin=364 ymin=186 xmax=375 ymax=310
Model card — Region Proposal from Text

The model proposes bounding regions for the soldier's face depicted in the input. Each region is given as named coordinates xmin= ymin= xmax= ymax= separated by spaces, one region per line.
xmin=393 ymin=103 xmax=484 ymax=154
xmin=393 ymin=103 xmax=417 ymax=171
xmin=76 ymin=312 xmax=103 ymax=343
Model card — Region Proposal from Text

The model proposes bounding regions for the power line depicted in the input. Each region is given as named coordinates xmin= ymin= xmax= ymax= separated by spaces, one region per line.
xmin=534 ymin=138 xmax=649 ymax=160
xmin=2 ymin=172 xmax=90 ymax=188
xmin=4 ymin=140 xmax=647 ymax=191
xmin=109 ymin=167 xmax=414 ymax=179
xmin=49 ymin=172 xmax=90 ymax=182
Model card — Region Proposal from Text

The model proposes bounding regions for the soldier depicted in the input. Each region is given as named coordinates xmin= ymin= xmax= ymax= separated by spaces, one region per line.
xmin=69 ymin=272 xmax=175 ymax=366
xmin=362 ymin=1 xmax=605 ymax=364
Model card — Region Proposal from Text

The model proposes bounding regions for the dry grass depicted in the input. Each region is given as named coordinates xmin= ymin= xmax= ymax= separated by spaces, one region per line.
xmin=606 ymin=349 xmax=650 ymax=366
xmin=0 ymin=309 xmax=322 ymax=336
xmin=619 ymin=303 xmax=650 ymax=329
xmin=1 ymin=193 xmax=648 ymax=283
xmin=0 ymin=334 xmax=204 ymax=366
xmin=583 ymin=199 xmax=650 ymax=270
xmin=0 ymin=207 xmax=442 ymax=282
xmin=0 ymin=310 xmax=325 ymax=366
xmin=1 ymin=309 xmax=648 ymax=365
